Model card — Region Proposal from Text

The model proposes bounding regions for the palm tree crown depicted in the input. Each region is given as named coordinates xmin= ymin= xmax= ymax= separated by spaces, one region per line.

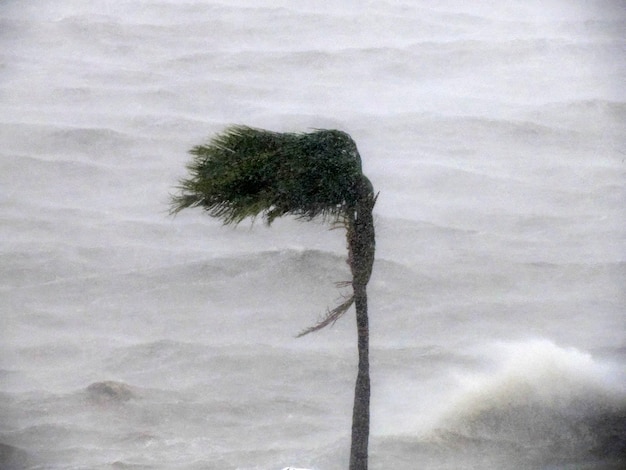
xmin=171 ymin=125 xmax=371 ymax=225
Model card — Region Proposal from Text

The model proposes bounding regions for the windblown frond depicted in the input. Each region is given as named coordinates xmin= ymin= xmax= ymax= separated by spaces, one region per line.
xmin=171 ymin=125 xmax=364 ymax=225
xmin=296 ymin=294 xmax=355 ymax=337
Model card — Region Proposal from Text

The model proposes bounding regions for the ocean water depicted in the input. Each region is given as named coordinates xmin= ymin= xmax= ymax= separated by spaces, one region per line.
xmin=1 ymin=1 xmax=625 ymax=469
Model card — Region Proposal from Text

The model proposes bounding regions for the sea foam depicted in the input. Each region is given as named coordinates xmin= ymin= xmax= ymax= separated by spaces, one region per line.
xmin=432 ymin=339 xmax=626 ymax=457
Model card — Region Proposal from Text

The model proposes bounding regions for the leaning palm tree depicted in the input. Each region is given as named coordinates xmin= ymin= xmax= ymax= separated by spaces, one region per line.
xmin=171 ymin=125 xmax=377 ymax=470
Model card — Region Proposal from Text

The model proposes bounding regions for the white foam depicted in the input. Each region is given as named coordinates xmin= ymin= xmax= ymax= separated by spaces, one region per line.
xmin=430 ymin=339 xmax=626 ymax=444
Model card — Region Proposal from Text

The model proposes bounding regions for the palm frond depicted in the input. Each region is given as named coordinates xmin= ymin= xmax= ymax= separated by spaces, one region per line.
xmin=296 ymin=294 xmax=355 ymax=337
xmin=171 ymin=125 xmax=364 ymax=225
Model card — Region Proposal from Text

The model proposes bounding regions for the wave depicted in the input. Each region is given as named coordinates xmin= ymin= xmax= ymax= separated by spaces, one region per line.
xmin=104 ymin=339 xmax=210 ymax=374
xmin=428 ymin=339 xmax=626 ymax=460
xmin=0 ymin=151 xmax=137 ymax=220
xmin=372 ymin=112 xmax=593 ymax=147
xmin=37 ymin=127 xmax=136 ymax=156
xmin=526 ymin=99 xmax=626 ymax=135
xmin=141 ymin=248 xmax=352 ymax=285
xmin=0 ymin=123 xmax=137 ymax=160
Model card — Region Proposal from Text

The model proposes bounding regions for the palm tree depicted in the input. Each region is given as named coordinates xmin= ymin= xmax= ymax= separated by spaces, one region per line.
xmin=171 ymin=125 xmax=377 ymax=470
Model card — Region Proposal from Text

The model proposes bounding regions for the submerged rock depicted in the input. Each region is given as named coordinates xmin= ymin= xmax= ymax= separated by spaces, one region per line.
xmin=0 ymin=443 xmax=33 ymax=470
xmin=86 ymin=381 xmax=136 ymax=402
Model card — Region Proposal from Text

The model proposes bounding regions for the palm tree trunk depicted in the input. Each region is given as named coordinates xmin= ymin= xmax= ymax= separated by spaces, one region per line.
xmin=348 ymin=180 xmax=376 ymax=470
xmin=349 ymin=282 xmax=370 ymax=470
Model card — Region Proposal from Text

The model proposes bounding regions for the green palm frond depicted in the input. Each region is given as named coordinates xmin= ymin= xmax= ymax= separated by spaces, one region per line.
xmin=171 ymin=125 xmax=365 ymax=225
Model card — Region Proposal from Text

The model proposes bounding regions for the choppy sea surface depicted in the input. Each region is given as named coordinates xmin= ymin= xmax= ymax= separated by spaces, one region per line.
xmin=1 ymin=1 xmax=625 ymax=469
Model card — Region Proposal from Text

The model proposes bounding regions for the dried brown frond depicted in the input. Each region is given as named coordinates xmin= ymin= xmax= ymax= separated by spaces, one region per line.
xmin=296 ymin=295 xmax=355 ymax=337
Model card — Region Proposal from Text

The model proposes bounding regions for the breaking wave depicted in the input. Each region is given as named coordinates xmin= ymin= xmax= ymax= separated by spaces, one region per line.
xmin=431 ymin=339 xmax=626 ymax=460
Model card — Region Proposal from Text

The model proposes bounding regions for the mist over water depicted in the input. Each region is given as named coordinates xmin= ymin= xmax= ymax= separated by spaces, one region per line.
xmin=1 ymin=1 xmax=625 ymax=469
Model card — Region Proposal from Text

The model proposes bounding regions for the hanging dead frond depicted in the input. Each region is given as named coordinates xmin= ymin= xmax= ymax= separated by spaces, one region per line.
xmin=296 ymin=295 xmax=355 ymax=337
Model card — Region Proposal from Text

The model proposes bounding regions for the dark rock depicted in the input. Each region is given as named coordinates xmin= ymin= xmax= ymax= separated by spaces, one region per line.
xmin=86 ymin=381 xmax=136 ymax=402
xmin=0 ymin=443 xmax=33 ymax=470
